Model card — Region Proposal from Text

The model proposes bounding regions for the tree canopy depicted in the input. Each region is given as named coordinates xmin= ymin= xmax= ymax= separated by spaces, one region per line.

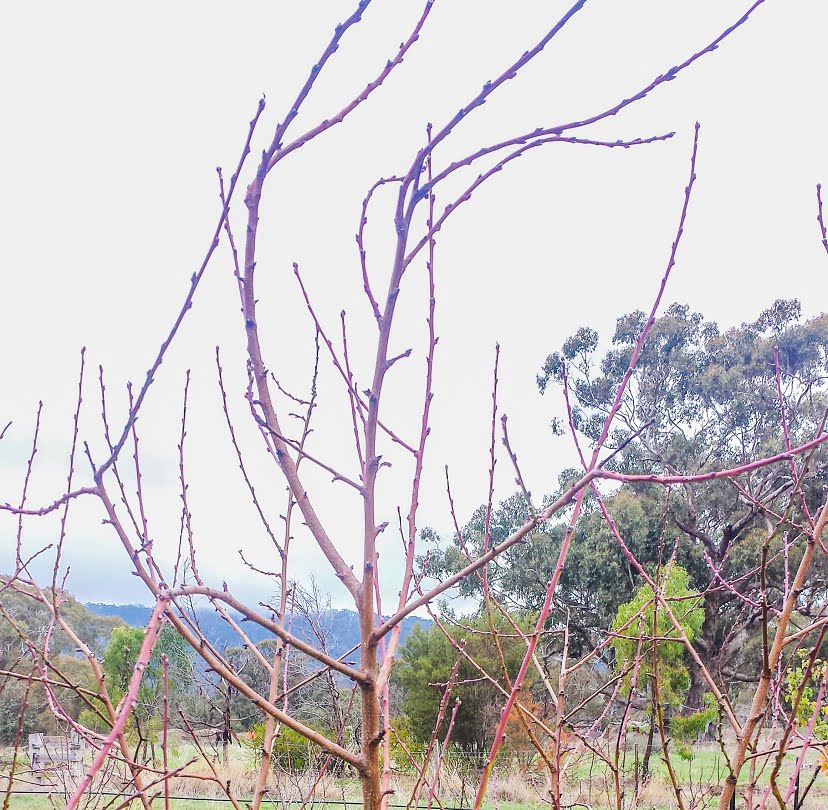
xmin=424 ymin=300 xmax=828 ymax=709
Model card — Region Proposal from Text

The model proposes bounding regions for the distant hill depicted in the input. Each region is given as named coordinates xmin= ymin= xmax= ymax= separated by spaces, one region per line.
xmin=85 ymin=602 xmax=429 ymax=658
xmin=0 ymin=585 xmax=123 ymax=660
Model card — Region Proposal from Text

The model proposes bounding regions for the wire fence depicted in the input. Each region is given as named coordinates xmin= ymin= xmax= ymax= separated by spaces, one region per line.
xmin=3 ymin=792 xmax=475 ymax=809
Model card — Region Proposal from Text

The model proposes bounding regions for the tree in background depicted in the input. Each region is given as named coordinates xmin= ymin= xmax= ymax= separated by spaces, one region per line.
xmin=427 ymin=302 xmax=828 ymax=706
xmin=0 ymin=584 xmax=121 ymax=743
xmin=102 ymin=624 xmax=193 ymax=764
xmin=424 ymin=485 xmax=681 ymax=657
xmin=395 ymin=615 xmax=533 ymax=756
xmin=611 ymin=564 xmax=704 ymax=781
xmin=538 ymin=300 xmax=828 ymax=708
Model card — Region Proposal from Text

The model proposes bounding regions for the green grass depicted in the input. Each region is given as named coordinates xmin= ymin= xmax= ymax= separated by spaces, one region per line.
xmin=2 ymin=799 xmax=536 ymax=810
xmin=4 ymin=799 xmax=232 ymax=810
xmin=4 ymin=742 xmax=827 ymax=810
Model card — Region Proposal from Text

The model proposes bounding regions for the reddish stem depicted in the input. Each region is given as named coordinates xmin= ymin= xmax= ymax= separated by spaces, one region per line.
xmin=66 ymin=598 xmax=168 ymax=810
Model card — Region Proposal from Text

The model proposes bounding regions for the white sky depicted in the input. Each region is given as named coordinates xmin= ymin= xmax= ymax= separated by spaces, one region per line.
xmin=1 ymin=1 xmax=827 ymax=609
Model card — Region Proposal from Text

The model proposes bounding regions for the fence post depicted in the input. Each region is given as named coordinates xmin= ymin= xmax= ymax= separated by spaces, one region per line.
xmin=730 ymin=788 xmax=736 ymax=810
xmin=634 ymin=744 xmax=639 ymax=798
xmin=794 ymin=771 xmax=801 ymax=810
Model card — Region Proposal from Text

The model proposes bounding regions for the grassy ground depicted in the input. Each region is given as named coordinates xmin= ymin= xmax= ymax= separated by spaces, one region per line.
xmin=5 ymin=800 xmax=229 ymax=810
xmin=3 ymin=740 xmax=828 ymax=809
xmin=2 ymin=797 xmax=534 ymax=810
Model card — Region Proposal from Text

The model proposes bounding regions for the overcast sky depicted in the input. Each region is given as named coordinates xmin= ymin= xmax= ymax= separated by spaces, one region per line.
xmin=1 ymin=1 xmax=827 ymax=609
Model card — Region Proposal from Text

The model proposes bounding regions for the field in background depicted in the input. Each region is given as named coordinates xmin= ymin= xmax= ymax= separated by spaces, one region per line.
xmin=4 ymin=737 xmax=828 ymax=810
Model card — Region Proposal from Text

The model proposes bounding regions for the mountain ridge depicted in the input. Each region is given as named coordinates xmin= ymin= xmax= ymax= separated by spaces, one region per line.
xmin=85 ymin=602 xmax=429 ymax=658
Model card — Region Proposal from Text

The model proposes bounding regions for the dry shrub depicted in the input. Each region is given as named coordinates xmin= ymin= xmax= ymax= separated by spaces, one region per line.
xmin=170 ymin=757 xmax=346 ymax=804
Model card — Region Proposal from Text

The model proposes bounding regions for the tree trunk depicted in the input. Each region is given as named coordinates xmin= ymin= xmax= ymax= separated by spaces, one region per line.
xmin=359 ymin=672 xmax=382 ymax=810
xmin=641 ymin=685 xmax=656 ymax=784
xmin=360 ymin=594 xmax=382 ymax=809
xmin=685 ymin=657 xmax=707 ymax=715
xmin=685 ymin=590 xmax=724 ymax=714
xmin=223 ymin=686 xmax=231 ymax=766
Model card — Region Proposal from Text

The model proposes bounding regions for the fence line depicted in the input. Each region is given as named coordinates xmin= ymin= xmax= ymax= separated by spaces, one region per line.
xmin=3 ymin=791 xmax=473 ymax=809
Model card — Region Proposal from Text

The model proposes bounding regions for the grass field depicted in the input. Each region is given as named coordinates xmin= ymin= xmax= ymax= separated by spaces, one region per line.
xmin=2 ymin=796 xmax=535 ymax=810
xmin=3 ymin=739 xmax=828 ymax=809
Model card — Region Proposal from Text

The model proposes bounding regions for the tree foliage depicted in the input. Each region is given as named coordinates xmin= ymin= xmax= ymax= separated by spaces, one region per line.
xmin=102 ymin=624 xmax=193 ymax=744
xmin=611 ymin=565 xmax=704 ymax=707
xmin=394 ymin=616 xmax=533 ymax=755
xmin=540 ymin=300 xmax=828 ymax=701
xmin=423 ymin=301 xmax=828 ymax=712
xmin=0 ymin=584 xmax=122 ymax=742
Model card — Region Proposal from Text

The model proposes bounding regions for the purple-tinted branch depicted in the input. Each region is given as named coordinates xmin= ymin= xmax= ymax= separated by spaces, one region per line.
xmin=53 ymin=348 xmax=86 ymax=595
xmin=589 ymin=122 xmax=701 ymax=459
xmin=426 ymin=0 xmax=768 ymax=199
xmin=237 ymin=549 xmax=281 ymax=581
xmin=411 ymin=646 xmax=463 ymax=809
xmin=816 ymin=184 xmax=828 ymax=257
xmin=405 ymin=0 xmax=588 ymax=184
xmin=601 ymin=432 xmax=828 ymax=485
xmin=407 ymin=0 xmax=766 ymax=227
xmin=97 ymin=98 xmax=265 ymax=478
xmin=427 ymin=699 xmax=461 ymax=810
xmin=406 ymin=133 xmax=671 ymax=267
xmin=216 ymin=348 xmax=283 ymax=557
xmin=427 ymin=128 xmax=672 ymax=192
xmin=484 ymin=345 xmax=501 ymax=560
xmin=266 ymin=1 xmax=435 ymax=171
xmin=501 ymin=414 xmax=536 ymax=518
xmin=15 ymin=401 xmax=42 ymax=567
xmin=380 ymin=132 xmax=441 ymax=694
xmin=292 ymin=262 xmax=416 ymax=456
xmin=216 ymin=167 xmax=244 ymax=299
xmin=784 ymin=667 xmax=828 ymax=804
xmin=292 ymin=262 xmax=351 ymax=385
xmin=341 ymin=313 xmax=367 ymax=474
xmin=444 ymin=466 xmax=476 ymax=566
xmin=358 ymin=177 xmax=403 ymax=325
xmin=1 ymin=487 xmax=97 ymax=517
xmin=266 ymin=0 xmax=376 ymax=160
xmin=473 ymin=126 xmax=702 ymax=803
xmin=165 ymin=584 xmax=369 ymax=683
xmin=127 ymin=382 xmax=155 ymax=584
xmin=176 ymin=370 xmax=202 ymax=589
xmin=98 ymin=365 xmax=143 ymax=540
xmin=161 ymin=654 xmax=170 ymax=810
xmin=251 ymin=405 xmax=364 ymax=492
xmin=237 ymin=10 xmax=442 ymax=620
xmin=386 ymin=126 xmax=701 ymax=637
xmin=181 ymin=372 xmax=277 ymax=674
xmin=526 ymin=1 xmax=768 ymax=145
